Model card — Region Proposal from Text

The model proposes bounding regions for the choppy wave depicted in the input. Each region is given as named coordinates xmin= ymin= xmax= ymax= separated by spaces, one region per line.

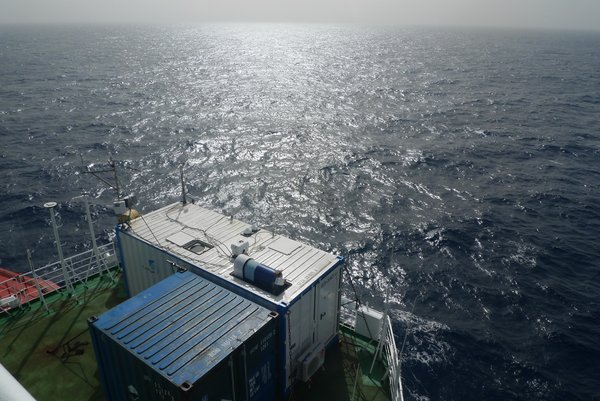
xmin=1 ymin=24 xmax=599 ymax=401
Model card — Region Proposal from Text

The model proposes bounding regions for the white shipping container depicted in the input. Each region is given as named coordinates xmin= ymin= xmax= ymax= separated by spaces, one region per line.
xmin=116 ymin=201 xmax=343 ymax=396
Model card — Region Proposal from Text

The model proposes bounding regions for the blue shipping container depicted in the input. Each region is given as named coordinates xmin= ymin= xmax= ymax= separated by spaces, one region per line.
xmin=115 ymin=203 xmax=344 ymax=396
xmin=89 ymin=271 xmax=279 ymax=401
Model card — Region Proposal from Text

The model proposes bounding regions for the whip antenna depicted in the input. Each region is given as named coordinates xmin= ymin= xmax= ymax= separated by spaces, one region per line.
xmin=180 ymin=164 xmax=187 ymax=205
xmin=80 ymin=153 xmax=121 ymax=198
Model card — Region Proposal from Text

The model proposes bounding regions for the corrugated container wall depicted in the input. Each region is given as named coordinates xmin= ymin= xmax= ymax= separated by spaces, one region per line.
xmin=117 ymin=231 xmax=196 ymax=296
xmin=89 ymin=271 xmax=278 ymax=401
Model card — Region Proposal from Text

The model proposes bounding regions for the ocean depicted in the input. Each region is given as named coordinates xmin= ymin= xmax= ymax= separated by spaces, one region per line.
xmin=0 ymin=24 xmax=599 ymax=401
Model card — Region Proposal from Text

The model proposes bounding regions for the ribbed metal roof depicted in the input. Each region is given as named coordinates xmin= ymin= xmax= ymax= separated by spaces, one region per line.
xmin=126 ymin=202 xmax=340 ymax=304
xmin=94 ymin=271 xmax=274 ymax=385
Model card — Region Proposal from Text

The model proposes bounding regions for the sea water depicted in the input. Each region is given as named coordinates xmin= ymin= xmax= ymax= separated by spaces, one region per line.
xmin=0 ymin=24 xmax=599 ymax=401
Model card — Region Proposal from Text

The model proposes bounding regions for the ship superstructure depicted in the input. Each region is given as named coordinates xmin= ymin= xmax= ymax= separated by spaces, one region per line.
xmin=116 ymin=201 xmax=344 ymax=396
xmin=0 ymin=197 xmax=404 ymax=401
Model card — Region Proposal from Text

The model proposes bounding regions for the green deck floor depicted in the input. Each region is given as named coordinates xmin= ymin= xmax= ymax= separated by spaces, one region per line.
xmin=0 ymin=272 xmax=127 ymax=401
xmin=293 ymin=327 xmax=390 ymax=401
xmin=1 ymin=273 xmax=391 ymax=401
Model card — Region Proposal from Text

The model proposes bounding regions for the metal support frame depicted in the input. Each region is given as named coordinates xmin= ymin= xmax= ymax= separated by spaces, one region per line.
xmin=84 ymin=199 xmax=115 ymax=283
xmin=370 ymin=286 xmax=390 ymax=374
xmin=27 ymin=249 xmax=49 ymax=314
xmin=44 ymin=202 xmax=75 ymax=294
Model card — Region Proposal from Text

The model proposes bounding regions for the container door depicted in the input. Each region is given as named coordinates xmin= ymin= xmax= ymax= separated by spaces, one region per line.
xmin=316 ymin=268 xmax=340 ymax=346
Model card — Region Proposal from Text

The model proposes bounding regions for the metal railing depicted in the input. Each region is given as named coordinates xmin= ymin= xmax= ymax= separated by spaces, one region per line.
xmin=380 ymin=314 xmax=404 ymax=401
xmin=0 ymin=242 xmax=118 ymax=312
xmin=340 ymin=298 xmax=404 ymax=401
xmin=340 ymin=296 xmax=359 ymax=327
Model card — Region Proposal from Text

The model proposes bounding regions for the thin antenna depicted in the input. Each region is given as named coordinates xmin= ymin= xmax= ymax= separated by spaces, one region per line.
xmin=180 ymin=164 xmax=187 ymax=205
xmin=80 ymin=153 xmax=121 ymax=198
xmin=109 ymin=155 xmax=121 ymax=199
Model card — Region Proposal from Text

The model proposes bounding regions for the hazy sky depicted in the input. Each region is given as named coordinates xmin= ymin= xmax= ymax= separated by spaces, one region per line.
xmin=1 ymin=0 xmax=599 ymax=31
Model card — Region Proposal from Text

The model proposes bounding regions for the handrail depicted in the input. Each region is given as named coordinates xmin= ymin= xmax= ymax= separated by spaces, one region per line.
xmin=381 ymin=314 xmax=404 ymax=401
xmin=0 ymin=242 xmax=118 ymax=311
xmin=339 ymin=298 xmax=404 ymax=401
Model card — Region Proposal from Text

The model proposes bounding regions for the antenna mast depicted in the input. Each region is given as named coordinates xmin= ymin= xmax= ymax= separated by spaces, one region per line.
xmin=80 ymin=154 xmax=121 ymax=198
xmin=180 ymin=164 xmax=187 ymax=205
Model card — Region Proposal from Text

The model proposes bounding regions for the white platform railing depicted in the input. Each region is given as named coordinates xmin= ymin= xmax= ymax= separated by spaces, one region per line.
xmin=381 ymin=314 xmax=404 ymax=401
xmin=340 ymin=298 xmax=405 ymax=401
xmin=0 ymin=242 xmax=118 ymax=312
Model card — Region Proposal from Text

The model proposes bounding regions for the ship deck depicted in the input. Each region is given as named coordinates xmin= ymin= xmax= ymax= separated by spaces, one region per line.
xmin=0 ymin=272 xmax=128 ymax=401
xmin=294 ymin=327 xmax=391 ymax=401
xmin=0 ymin=272 xmax=391 ymax=401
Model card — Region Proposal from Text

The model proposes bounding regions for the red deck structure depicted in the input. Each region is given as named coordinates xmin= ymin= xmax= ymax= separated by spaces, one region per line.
xmin=0 ymin=268 xmax=60 ymax=310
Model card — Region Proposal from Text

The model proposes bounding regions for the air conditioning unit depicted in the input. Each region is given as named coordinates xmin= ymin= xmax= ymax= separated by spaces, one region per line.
xmin=298 ymin=346 xmax=325 ymax=382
